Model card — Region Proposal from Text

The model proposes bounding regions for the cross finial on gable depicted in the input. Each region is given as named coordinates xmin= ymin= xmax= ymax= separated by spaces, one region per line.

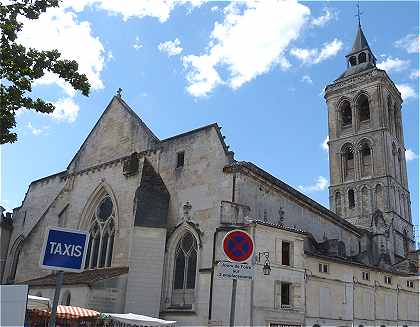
xmin=116 ymin=88 xmax=123 ymax=98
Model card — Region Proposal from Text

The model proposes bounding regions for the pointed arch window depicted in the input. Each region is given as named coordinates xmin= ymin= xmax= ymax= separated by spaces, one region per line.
xmin=171 ymin=231 xmax=198 ymax=308
xmin=361 ymin=143 xmax=372 ymax=177
xmin=358 ymin=94 xmax=370 ymax=122
xmin=387 ymin=96 xmax=394 ymax=134
xmin=398 ymin=149 xmax=404 ymax=184
xmin=394 ymin=105 xmax=401 ymax=141
xmin=85 ymin=196 xmax=115 ymax=269
xmin=358 ymin=52 xmax=366 ymax=64
xmin=8 ymin=243 xmax=23 ymax=283
xmin=335 ymin=191 xmax=342 ymax=217
xmin=361 ymin=187 xmax=369 ymax=216
xmin=340 ymin=101 xmax=352 ymax=127
xmin=343 ymin=146 xmax=355 ymax=181
xmin=375 ymin=184 xmax=384 ymax=211
xmin=348 ymin=189 xmax=355 ymax=209
xmin=349 ymin=56 xmax=357 ymax=66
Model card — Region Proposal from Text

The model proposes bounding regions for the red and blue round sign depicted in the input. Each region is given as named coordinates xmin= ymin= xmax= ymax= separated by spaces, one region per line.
xmin=222 ymin=230 xmax=254 ymax=263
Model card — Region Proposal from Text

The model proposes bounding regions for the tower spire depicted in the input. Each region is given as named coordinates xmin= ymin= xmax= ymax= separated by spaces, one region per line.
xmin=355 ymin=1 xmax=363 ymax=26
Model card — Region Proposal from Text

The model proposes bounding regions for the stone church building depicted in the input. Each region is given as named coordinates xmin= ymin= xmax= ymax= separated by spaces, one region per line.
xmin=1 ymin=23 xmax=419 ymax=326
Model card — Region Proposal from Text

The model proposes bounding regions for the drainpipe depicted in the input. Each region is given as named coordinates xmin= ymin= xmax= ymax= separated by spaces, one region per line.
xmin=396 ymin=284 xmax=399 ymax=327
xmin=250 ymin=223 xmax=256 ymax=326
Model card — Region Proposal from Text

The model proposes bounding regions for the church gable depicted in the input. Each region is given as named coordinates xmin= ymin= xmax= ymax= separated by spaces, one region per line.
xmin=68 ymin=96 xmax=159 ymax=172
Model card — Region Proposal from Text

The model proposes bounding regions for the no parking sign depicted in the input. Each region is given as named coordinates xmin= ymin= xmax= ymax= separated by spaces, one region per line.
xmin=222 ymin=230 xmax=254 ymax=263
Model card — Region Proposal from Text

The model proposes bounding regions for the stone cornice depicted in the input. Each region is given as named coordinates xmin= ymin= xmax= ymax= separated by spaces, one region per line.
xmin=325 ymin=69 xmax=402 ymax=103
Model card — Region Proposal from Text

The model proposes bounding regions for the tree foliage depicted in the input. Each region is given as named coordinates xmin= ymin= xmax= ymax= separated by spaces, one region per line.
xmin=0 ymin=0 xmax=91 ymax=144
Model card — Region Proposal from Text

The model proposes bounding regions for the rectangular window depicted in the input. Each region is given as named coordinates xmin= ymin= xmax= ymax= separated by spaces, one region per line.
xmin=319 ymin=263 xmax=329 ymax=273
xmin=384 ymin=276 xmax=392 ymax=285
xmin=281 ymin=282 xmax=290 ymax=307
xmin=176 ymin=151 xmax=185 ymax=168
xmin=407 ymin=280 xmax=414 ymax=288
xmin=282 ymin=241 xmax=290 ymax=266
xmin=362 ymin=271 xmax=370 ymax=281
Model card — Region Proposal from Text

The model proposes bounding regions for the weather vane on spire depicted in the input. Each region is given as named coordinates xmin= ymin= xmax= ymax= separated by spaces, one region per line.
xmin=355 ymin=0 xmax=363 ymax=26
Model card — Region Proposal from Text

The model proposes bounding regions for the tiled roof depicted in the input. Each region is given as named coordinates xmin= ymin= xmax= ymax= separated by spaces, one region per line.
xmin=224 ymin=161 xmax=362 ymax=235
xmin=20 ymin=266 xmax=129 ymax=287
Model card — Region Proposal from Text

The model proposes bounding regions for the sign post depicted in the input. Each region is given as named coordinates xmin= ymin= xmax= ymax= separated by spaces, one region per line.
xmin=220 ymin=230 xmax=254 ymax=327
xmin=40 ymin=227 xmax=89 ymax=327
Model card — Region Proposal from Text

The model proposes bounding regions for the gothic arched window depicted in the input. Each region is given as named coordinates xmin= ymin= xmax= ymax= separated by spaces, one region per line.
xmin=349 ymin=56 xmax=357 ymax=66
xmin=361 ymin=143 xmax=372 ymax=177
xmin=358 ymin=94 xmax=370 ymax=122
xmin=361 ymin=187 xmax=369 ymax=216
xmin=340 ymin=101 xmax=352 ymax=127
xmin=398 ymin=149 xmax=404 ymax=184
xmin=85 ymin=196 xmax=115 ymax=269
xmin=358 ymin=52 xmax=366 ymax=63
xmin=172 ymin=231 xmax=198 ymax=308
xmin=375 ymin=184 xmax=384 ymax=211
xmin=335 ymin=191 xmax=342 ymax=217
xmin=387 ymin=96 xmax=394 ymax=134
xmin=348 ymin=189 xmax=355 ymax=209
xmin=343 ymin=146 xmax=354 ymax=181
xmin=394 ymin=105 xmax=401 ymax=141
xmin=9 ymin=245 xmax=22 ymax=283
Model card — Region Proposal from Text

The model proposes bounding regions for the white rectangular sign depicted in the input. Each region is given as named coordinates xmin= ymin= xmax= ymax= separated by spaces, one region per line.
xmin=0 ymin=285 xmax=28 ymax=327
xmin=216 ymin=261 xmax=255 ymax=280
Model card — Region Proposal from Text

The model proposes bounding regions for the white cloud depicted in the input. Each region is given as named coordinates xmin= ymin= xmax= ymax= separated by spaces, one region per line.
xmin=18 ymin=7 xmax=105 ymax=92
xmin=33 ymin=72 xmax=76 ymax=97
xmin=405 ymin=149 xmax=418 ymax=161
xmin=394 ymin=34 xmax=419 ymax=53
xmin=310 ymin=8 xmax=336 ymax=27
xmin=321 ymin=135 xmax=329 ymax=152
xmin=64 ymin=0 xmax=205 ymax=22
xmin=409 ymin=70 xmax=420 ymax=79
xmin=50 ymin=98 xmax=80 ymax=123
xmin=211 ymin=6 xmax=219 ymax=12
xmin=183 ymin=0 xmax=310 ymax=97
xmin=377 ymin=57 xmax=410 ymax=73
xmin=27 ymin=122 xmax=45 ymax=136
xmin=158 ymin=38 xmax=183 ymax=56
xmin=298 ymin=176 xmax=329 ymax=193
xmin=301 ymin=75 xmax=313 ymax=84
xmin=133 ymin=36 xmax=143 ymax=50
xmin=290 ymin=38 xmax=343 ymax=65
xmin=396 ymin=84 xmax=417 ymax=101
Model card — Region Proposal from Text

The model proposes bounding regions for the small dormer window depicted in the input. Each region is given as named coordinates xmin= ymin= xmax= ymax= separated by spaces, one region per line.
xmin=349 ymin=56 xmax=357 ymax=66
xmin=176 ymin=151 xmax=185 ymax=168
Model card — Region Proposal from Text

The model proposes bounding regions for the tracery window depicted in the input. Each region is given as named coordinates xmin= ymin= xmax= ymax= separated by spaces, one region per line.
xmin=85 ymin=196 xmax=115 ymax=269
xmin=172 ymin=232 xmax=198 ymax=308
xmin=340 ymin=101 xmax=352 ymax=127
xmin=358 ymin=94 xmax=370 ymax=122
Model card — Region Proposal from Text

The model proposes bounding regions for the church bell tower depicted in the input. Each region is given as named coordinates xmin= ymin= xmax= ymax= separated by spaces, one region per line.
xmin=324 ymin=21 xmax=415 ymax=260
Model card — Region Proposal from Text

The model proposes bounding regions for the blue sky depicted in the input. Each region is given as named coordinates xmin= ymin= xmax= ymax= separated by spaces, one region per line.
xmin=2 ymin=1 xmax=419 ymax=243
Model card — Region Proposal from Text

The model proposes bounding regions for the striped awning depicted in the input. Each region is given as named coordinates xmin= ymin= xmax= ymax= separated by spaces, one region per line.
xmin=31 ymin=305 xmax=99 ymax=320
